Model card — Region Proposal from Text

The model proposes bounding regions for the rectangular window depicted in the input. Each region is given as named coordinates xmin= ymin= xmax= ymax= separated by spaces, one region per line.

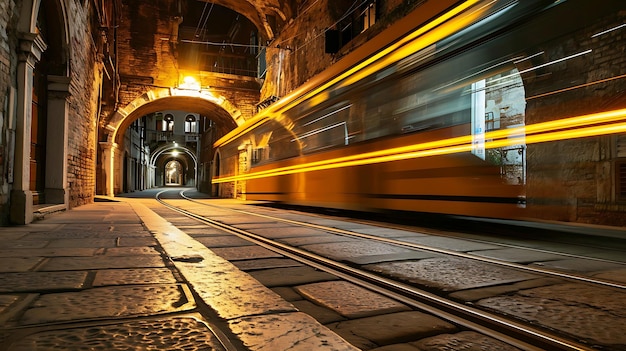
xmin=185 ymin=120 xmax=197 ymax=133
xmin=361 ymin=2 xmax=376 ymax=33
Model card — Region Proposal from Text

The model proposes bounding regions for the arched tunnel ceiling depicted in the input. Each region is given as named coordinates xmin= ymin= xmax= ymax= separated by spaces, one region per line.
xmin=197 ymin=0 xmax=299 ymax=40
xmin=115 ymin=96 xmax=239 ymax=145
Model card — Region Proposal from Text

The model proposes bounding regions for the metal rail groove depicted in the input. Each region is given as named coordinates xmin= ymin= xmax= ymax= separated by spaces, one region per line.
xmin=155 ymin=190 xmax=596 ymax=351
xmin=177 ymin=190 xmax=626 ymax=290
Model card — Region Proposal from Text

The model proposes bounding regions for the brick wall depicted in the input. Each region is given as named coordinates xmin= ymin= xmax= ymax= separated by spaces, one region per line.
xmin=66 ymin=1 xmax=98 ymax=208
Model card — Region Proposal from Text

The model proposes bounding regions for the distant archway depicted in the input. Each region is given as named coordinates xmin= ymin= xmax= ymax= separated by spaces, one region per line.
xmin=165 ymin=160 xmax=183 ymax=185
xmin=149 ymin=143 xmax=198 ymax=188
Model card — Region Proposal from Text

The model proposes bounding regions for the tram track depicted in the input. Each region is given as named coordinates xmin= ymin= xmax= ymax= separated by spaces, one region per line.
xmin=153 ymin=189 xmax=625 ymax=351
xmin=174 ymin=190 xmax=626 ymax=291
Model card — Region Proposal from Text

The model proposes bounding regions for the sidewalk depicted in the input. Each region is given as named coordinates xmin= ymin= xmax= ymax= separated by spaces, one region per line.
xmin=0 ymin=199 xmax=358 ymax=351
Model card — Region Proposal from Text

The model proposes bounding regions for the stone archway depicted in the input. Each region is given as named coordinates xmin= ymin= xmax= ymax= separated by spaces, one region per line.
xmin=150 ymin=143 xmax=198 ymax=188
xmin=99 ymin=87 xmax=242 ymax=196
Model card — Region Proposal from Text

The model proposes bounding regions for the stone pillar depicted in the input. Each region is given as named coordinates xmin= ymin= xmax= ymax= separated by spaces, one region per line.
xmin=10 ymin=33 xmax=46 ymax=224
xmin=44 ymin=75 xmax=71 ymax=206
xmin=99 ymin=141 xmax=118 ymax=196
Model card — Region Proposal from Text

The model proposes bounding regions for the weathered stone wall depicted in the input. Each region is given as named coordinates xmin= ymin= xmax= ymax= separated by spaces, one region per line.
xmin=522 ymin=11 xmax=626 ymax=225
xmin=0 ymin=0 xmax=17 ymax=224
xmin=109 ymin=0 xmax=260 ymax=127
xmin=65 ymin=1 xmax=99 ymax=208
xmin=260 ymin=0 xmax=430 ymax=101
xmin=0 ymin=0 xmax=102 ymax=224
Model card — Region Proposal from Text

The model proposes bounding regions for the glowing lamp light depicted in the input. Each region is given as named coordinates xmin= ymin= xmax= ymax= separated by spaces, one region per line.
xmin=172 ymin=150 xmax=179 ymax=157
xmin=179 ymin=76 xmax=201 ymax=91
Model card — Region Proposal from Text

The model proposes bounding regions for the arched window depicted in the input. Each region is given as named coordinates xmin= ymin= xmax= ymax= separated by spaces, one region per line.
xmin=163 ymin=114 xmax=174 ymax=132
xmin=184 ymin=114 xmax=197 ymax=133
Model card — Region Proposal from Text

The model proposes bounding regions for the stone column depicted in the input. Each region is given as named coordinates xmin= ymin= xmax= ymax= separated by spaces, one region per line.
xmin=99 ymin=141 xmax=118 ymax=196
xmin=44 ymin=75 xmax=71 ymax=206
xmin=10 ymin=33 xmax=46 ymax=224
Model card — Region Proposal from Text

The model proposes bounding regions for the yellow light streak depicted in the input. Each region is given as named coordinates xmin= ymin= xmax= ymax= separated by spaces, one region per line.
xmin=337 ymin=1 xmax=488 ymax=89
xmin=214 ymin=0 xmax=483 ymax=148
xmin=213 ymin=108 xmax=626 ymax=183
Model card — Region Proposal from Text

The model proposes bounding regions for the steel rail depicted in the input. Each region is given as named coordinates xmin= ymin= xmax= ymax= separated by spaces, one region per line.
xmin=155 ymin=189 xmax=595 ymax=351
xmin=177 ymin=190 xmax=626 ymax=291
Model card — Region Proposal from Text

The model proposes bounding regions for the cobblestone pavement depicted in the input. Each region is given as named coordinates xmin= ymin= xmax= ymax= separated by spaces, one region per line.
xmin=0 ymin=200 xmax=358 ymax=351
xmin=4 ymin=194 xmax=625 ymax=351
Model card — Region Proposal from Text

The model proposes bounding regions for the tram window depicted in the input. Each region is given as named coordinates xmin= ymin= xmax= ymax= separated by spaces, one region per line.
xmin=290 ymin=103 xmax=351 ymax=154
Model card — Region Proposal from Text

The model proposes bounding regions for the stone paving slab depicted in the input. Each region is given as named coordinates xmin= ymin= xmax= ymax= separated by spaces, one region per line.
xmin=271 ymin=287 xmax=304 ymax=301
xmin=296 ymin=281 xmax=411 ymax=319
xmin=138 ymin=204 xmax=300 ymax=321
xmin=19 ymin=284 xmax=195 ymax=325
xmin=365 ymin=257 xmax=539 ymax=292
xmin=2 ymin=223 xmax=63 ymax=232
xmin=471 ymin=248 xmax=567 ymax=263
xmin=117 ymin=237 xmax=158 ymax=246
xmin=300 ymin=241 xmax=419 ymax=262
xmin=0 ymin=248 xmax=98 ymax=257
xmin=0 ymin=233 xmax=27 ymax=240
xmin=5 ymin=315 xmax=229 ymax=351
xmin=248 ymin=226 xmax=332 ymax=239
xmin=20 ymin=231 xmax=130 ymax=240
xmin=210 ymin=246 xmax=284 ymax=261
xmin=478 ymin=285 xmax=626 ymax=348
xmin=214 ymin=215 xmax=279 ymax=225
xmin=348 ymin=251 xmax=440 ymax=265
xmin=195 ymin=235 xmax=256 ymax=248
xmin=92 ymin=268 xmax=178 ymax=286
xmin=0 ymin=271 xmax=88 ymax=292
xmin=229 ymin=312 xmax=361 ymax=351
xmin=409 ymin=331 xmax=521 ymax=351
xmin=518 ymin=283 xmax=626 ymax=316
xmin=2 ymin=240 xmax=49 ymax=249
xmin=0 ymin=257 xmax=45 ymax=272
xmin=103 ymin=246 xmax=160 ymax=256
xmin=45 ymin=238 xmax=118 ymax=248
xmin=40 ymin=211 xmax=140 ymax=224
xmin=233 ymin=222 xmax=294 ymax=229
xmin=400 ymin=236 xmax=501 ymax=252
xmin=291 ymin=300 xmax=346 ymax=324
xmin=327 ymin=311 xmax=458 ymax=349
xmin=448 ymin=278 xmax=561 ymax=302
xmin=233 ymin=258 xmax=304 ymax=271
xmin=39 ymin=255 xmax=166 ymax=271
xmin=249 ymin=266 xmax=339 ymax=287
xmin=184 ymin=227 xmax=233 ymax=236
xmin=531 ymin=258 xmax=626 ymax=273
xmin=105 ymin=223 xmax=152 ymax=234
xmin=279 ymin=234 xmax=360 ymax=246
